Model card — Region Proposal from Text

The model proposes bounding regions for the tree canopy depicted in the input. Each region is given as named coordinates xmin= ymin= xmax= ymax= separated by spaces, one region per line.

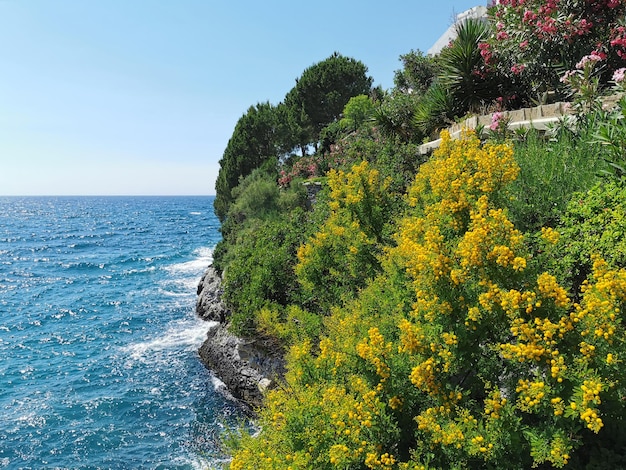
xmin=284 ymin=52 xmax=373 ymax=150
xmin=215 ymin=53 xmax=373 ymax=220
xmin=214 ymin=102 xmax=281 ymax=221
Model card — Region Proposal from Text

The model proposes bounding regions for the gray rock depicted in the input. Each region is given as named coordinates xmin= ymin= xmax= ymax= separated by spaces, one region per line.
xmin=195 ymin=266 xmax=229 ymax=323
xmin=195 ymin=266 xmax=285 ymax=408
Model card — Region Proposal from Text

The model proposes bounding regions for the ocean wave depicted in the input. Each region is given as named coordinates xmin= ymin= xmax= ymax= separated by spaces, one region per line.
xmin=0 ymin=196 xmax=232 ymax=467
xmin=164 ymin=247 xmax=213 ymax=276
xmin=119 ymin=319 xmax=216 ymax=362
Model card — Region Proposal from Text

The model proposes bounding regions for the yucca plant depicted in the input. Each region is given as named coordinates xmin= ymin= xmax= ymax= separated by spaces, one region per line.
xmin=413 ymin=81 xmax=458 ymax=138
xmin=438 ymin=17 xmax=498 ymax=114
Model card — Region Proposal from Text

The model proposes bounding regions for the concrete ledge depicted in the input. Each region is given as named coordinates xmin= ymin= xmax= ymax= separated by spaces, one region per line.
xmin=418 ymin=102 xmax=573 ymax=154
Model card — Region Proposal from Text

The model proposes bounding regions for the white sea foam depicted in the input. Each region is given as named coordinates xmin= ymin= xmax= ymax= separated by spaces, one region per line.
xmin=164 ymin=247 xmax=212 ymax=276
xmin=210 ymin=375 xmax=227 ymax=392
xmin=120 ymin=318 xmax=217 ymax=362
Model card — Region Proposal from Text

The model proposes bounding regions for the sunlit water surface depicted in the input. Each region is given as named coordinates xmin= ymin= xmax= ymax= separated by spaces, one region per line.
xmin=0 ymin=196 xmax=242 ymax=469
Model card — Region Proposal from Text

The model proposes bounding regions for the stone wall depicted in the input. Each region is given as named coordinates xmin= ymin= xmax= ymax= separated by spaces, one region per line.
xmin=418 ymin=102 xmax=573 ymax=154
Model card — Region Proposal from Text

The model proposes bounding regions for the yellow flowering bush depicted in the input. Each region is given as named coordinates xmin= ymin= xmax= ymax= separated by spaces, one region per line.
xmin=296 ymin=161 xmax=393 ymax=311
xmin=388 ymin=131 xmax=626 ymax=468
xmin=227 ymin=131 xmax=626 ymax=469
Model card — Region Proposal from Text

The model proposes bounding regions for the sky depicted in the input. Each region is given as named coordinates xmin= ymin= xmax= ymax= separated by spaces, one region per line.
xmin=1 ymin=0 xmax=485 ymax=196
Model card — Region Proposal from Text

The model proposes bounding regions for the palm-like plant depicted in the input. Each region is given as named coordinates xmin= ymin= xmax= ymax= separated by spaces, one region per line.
xmin=438 ymin=17 xmax=498 ymax=114
xmin=413 ymin=82 xmax=458 ymax=138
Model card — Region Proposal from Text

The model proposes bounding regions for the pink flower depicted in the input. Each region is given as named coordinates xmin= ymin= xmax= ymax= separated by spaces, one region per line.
xmin=576 ymin=53 xmax=603 ymax=70
xmin=496 ymin=31 xmax=509 ymax=40
xmin=478 ymin=42 xmax=493 ymax=63
xmin=613 ymin=67 xmax=626 ymax=83
xmin=519 ymin=40 xmax=529 ymax=49
xmin=522 ymin=10 xmax=537 ymax=23
xmin=490 ymin=112 xmax=504 ymax=131
xmin=560 ymin=70 xmax=577 ymax=84
xmin=511 ymin=64 xmax=526 ymax=75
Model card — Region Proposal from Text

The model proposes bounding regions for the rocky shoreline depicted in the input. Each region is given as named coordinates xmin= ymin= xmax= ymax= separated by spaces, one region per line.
xmin=195 ymin=266 xmax=285 ymax=410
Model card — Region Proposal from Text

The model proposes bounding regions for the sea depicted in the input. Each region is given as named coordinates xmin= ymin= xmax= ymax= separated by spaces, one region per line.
xmin=0 ymin=196 xmax=245 ymax=469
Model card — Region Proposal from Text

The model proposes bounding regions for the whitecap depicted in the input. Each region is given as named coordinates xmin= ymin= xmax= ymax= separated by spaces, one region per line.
xmin=15 ymin=411 xmax=46 ymax=428
xmin=120 ymin=319 xmax=216 ymax=362
xmin=210 ymin=375 xmax=227 ymax=393
xmin=164 ymin=247 xmax=213 ymax=276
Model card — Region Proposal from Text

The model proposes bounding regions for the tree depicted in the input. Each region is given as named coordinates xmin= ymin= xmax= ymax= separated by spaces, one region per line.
xmin=284 ymin=52 xmax=373 ymax=151
xmin=275 ymin=99 xmax=313 ymax=158
xmin=214 ymin=102 xmax=281 ymax=221
xmin=393 ymin=49 xmax=439 ymax=95
xmin=339 ymin=95 xmax=375 ymax=132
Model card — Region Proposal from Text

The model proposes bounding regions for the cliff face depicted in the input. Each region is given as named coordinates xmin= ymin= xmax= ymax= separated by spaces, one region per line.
xmin=195 ymin=267 xmax=285 ymax=408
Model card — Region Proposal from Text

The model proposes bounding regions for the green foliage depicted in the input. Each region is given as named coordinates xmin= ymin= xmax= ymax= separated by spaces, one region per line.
xmin=339 ymin=94 xmax=375 ymax=132
xmin=213 ymin=159 xmax=312 ymax=338
xmin=556 ymin=181 xmax=626 ymax=294
xmin=374 ymin=90 xmax=424 ymax=143
xmin=295 ymin=161 xmax=395 ymax=312
xmin=505 ymin=131 xmax=601 ymax=232
xmin=228 ymin=166 xmax=280 ymax=222
xmin=318 ymin=120 xmax=344 ymax=155
xmin=591 ymin=95 xmax=626 ymax=181
xmin=257 ymin=303 xmax=324 ymax=346
xmin=284 ymin=52 xmax=373 ymax=145
xmin=215 ymin=54 xmax=373 ymax=220
xmin=214 ymin=165 xmax=280 ymax=271
xmin=393 ymin=49 xmax=439 ymax=95
xmin=437 ymin=18 xmax=497 ymax=113
xmin=227 ymin=131 xmax=626 ymax=470
xmin=323 ymin=125 xmax=424 ymax=194
xmin=223 ymin=208 xmax=308 ymax=336
xmin=413 ymin=81 xmax=457 ymax=137
xmin=214 ymin=102 xmax=282 ymax=221
xmin=277 ymin=97 xmax=315 ymax=158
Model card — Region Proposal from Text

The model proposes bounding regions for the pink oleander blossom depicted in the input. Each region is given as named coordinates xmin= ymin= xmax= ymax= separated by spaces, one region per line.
xmin=496 ymin=31 xmax=509 ymax=40
xmin=576 ymin=53 xmax=603 ymax=69
xmin=560 ymin=69 xmax=577 ymax=84
xmin=490 ymin=112 xmax=504 ymax=131
xmin=478 ymin=42 xmax=493 ymax=64
xmin=511 ymin=63 xmax=526 ymax=74
xmin=613 ymin=67 xmax=626 ymax=83
xmin=522 ymin=10 xmax=537 ymax=23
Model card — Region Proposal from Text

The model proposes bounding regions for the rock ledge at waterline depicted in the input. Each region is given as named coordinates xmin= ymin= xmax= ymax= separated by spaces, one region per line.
xmin=195 ymin=266 xmax=285 ymax=408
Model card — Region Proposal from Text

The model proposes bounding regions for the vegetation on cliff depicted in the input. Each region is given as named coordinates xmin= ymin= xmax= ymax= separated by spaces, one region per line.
xmin=213 ymin=1 xmax=626 ymax=468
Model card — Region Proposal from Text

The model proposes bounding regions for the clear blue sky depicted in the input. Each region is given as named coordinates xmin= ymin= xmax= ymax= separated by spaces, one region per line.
xmin=1 ymin=0 xmax=484 ymax=196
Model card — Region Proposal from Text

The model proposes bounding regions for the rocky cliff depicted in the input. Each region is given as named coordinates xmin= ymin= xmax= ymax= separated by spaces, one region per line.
xmin=195 ymin=266 xmax=285 ymax=409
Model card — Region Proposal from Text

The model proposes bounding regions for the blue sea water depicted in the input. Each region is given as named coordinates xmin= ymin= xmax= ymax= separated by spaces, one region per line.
xmin=0 ymin=196 xmax=243 ymax=469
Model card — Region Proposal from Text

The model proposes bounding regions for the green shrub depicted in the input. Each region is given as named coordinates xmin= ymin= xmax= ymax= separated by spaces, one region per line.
xmin=295 ymin=161 xmax=398 ymax=313
xmin=505 ymin=131 xmax=601 ymax=232
xmin=228 ymin=131 xmax=626 ymax=470
xmin=556 ymin=181 xmax=626 ymax=295
xmin=223 ymin=209 xmax=308 ymax=336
